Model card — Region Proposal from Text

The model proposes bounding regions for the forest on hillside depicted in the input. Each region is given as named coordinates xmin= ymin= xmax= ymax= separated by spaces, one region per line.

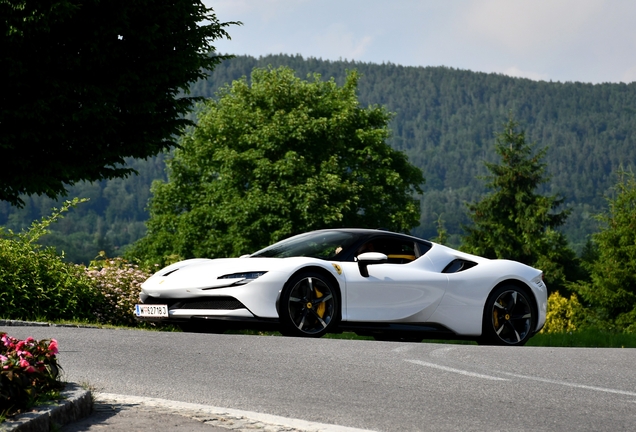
xmin=2 ymin=54 xmax=635 ymax=263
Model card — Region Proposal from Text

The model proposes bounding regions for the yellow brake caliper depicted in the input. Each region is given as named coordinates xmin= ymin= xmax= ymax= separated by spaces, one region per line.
xmin=314 ymin=287 xmax=326 ymax=318
xmin=493 ymin=302 xmax=500 ymax=329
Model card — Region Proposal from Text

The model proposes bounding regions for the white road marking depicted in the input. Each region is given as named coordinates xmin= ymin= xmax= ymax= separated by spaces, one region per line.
xmin=407 ymin=356 xmax=636 ymax=398
xmin=391 ymin=345 xmax=415 ymax=353
xmin=429 ymin=346 xmax=456 ymax=358
xmin=405 ymin=359 xmax=510 ymax=381
xmin=95 ymin=393 xmax=377 ymax=432
xmin=497 ymin=371 xmax=636 ymax=397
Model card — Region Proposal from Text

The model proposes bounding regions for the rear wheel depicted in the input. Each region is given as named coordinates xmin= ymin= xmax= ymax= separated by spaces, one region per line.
xmin=479 ymin=285 xmax=536 ymax=346
xmin=279 ymin=271 xmax=340 ymax=338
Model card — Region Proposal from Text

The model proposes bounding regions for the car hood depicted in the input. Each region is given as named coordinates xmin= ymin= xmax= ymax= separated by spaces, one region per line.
xmin=141 ymin=257 xmax=321 ymax=294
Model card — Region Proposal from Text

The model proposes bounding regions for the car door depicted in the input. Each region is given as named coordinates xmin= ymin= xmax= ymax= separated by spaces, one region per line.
xmin=341 ymin=236 xmax=448 ymax=322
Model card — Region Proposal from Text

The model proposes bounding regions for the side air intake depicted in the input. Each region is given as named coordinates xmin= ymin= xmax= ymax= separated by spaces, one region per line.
xmin=442 ymin=259 xmax=477 ymax=274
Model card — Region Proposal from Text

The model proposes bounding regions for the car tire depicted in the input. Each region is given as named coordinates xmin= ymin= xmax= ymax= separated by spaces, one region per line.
xmin=279 ymin=271 xmax=340 ymax=338
xmin=479 ymin=284 xmax=536 ymax=346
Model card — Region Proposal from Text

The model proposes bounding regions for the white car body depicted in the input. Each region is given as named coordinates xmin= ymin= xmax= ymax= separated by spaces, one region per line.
xmin=138 ymin=229 xmax=547 ymax=345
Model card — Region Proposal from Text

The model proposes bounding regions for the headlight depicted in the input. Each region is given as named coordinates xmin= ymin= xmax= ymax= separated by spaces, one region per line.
xmin=218 ymin=271 xmax=267 ymax=285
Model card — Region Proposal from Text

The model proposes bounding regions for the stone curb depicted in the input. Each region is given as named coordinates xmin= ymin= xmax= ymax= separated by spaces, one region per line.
xmin=0 ymin=319 xmax=100 ymax=329
xmin=94 ymin=393 xmax=375 ymax=432
xmin=0 ymin=383 xmax=92 ymax=432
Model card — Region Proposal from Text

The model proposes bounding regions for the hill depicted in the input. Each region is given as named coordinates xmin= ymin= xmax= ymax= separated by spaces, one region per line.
xmin=2 ymin=54 xmax=635 ymax=262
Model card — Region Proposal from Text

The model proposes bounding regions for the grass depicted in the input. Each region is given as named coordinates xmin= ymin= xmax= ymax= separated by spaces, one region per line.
xmin=528 ymin=328 xmax=636 ymax=348
xmin=0 ymin=317 xmax=181 ymax=332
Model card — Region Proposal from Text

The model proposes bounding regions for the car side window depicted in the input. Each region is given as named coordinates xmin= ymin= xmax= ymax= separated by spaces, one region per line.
xmin=416 ymin=240 xmax=432 ymax=256
xmin=358 ymin=237 xmax=417 ymax=264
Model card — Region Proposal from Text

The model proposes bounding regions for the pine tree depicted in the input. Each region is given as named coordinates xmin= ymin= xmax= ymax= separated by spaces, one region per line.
xmin=571 ymin=170 xmax=636 ymax=332
xmin=462 ymin=117 xmax=579 ymax=292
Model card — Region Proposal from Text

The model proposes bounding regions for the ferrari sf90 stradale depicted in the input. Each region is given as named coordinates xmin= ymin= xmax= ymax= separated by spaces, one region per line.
xmin=136 ymin=229 xmax=547 ymax=345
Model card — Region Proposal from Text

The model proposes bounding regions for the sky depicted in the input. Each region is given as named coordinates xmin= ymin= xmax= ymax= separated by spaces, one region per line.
xmin=206 ymin=0 xmax=636 ymax=84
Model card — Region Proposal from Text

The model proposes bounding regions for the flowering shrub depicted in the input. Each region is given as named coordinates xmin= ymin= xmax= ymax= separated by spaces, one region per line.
xmin=0 ymin=198 xmax=99 ymax=322
xmin=85 ymin=252 xmax=154 ymax=326
xmin=0 ymin=333 xmax=62 ymax=419
xmin=0 ymin=199 xmax=156 ymax=327
xmin=541 ymin=292 xmax=590 ymax=333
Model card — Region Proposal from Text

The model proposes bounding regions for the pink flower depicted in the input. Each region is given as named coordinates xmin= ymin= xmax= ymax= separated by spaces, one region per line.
xmin=19 ymin=358 xmax=30 ymax=368
xmin=49 ymin=339 xmax=59 ymax=355
xmin=2 ymin=335 xmax=16 ymax=348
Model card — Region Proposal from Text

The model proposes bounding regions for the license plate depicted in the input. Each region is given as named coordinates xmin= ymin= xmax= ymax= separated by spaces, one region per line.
xmin=135 ymin=304 xmax=169 ymax=318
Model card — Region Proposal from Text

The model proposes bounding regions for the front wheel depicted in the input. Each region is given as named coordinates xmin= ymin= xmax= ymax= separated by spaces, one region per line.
xmin=279 ymin=271 xmax=340 ymax=338
xmin=479 ymin=285 xmax=536 ymax=346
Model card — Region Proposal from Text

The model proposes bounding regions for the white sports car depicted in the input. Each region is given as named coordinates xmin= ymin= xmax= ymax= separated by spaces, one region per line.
xmin=136 ymin=229 xmax=547 ymax=345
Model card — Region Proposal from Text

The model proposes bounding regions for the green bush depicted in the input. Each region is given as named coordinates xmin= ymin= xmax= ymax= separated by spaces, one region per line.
xmin=85 ymin=252 xmax=154 ymax=326
xmin=0 ymin=198 xmax=158 ymax=326
xmin=541 ymin=292 xmax=592 ymax=334
xmin=0 ymin=199 xmax=98 ymax=322
xmin=570 ymin=171 xmax=636 ymax=333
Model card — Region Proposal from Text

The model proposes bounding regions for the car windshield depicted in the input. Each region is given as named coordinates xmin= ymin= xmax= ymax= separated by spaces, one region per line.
xmin=250 ymin=231 xmax=363 ymax=260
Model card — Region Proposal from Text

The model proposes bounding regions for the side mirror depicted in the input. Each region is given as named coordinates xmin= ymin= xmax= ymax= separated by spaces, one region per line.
xmin=357 ymin=252 xmax=388 ymax=277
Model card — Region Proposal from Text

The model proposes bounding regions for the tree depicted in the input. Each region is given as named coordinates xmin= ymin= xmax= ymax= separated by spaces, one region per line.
xmin=461 ymin=117 xmax=579 ymax=292
xmin=571 ymin=171 xmax=636 ymax=332
xmin=1 ymin=0 xmax=237 ymax=206
xmin=431 ymin=214 xmax=448 ymax=245
xmin=131 ymin=66 xmax=424 ymax=265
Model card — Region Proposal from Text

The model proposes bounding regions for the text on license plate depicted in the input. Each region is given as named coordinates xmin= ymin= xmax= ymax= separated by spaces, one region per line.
xmin=135 ymin=304 xmax=169 ymax=318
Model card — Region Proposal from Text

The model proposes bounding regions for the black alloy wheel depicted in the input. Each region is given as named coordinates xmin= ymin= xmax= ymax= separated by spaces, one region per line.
xmin=480 ymin=285 xmax=536 ymax=346
xmin=280 ymin=271 xmax=339 ymax=337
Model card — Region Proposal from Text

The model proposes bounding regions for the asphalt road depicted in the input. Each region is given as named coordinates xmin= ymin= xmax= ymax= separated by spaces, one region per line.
xmin=3 ymin=325 xmax=636 ymax=431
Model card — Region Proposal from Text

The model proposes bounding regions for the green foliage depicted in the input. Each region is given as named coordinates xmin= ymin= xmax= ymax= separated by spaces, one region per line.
xmin=85 ymin=252 xmax=154 ymax=327
xmin=3 ymin=55 xmax=636 ymax=260
xmin=461 ymin=117 xmax=580 ymax=291
xmin=527 ymin=328 xmax=636 ymax=348
xmin=0 ymin=0 xmax=238 ymax=206
xmin=0 ymin=196 xmax=155 ymax=326
xmin=132 ymin=66 xmax=424 ymax=265
xmin=431 ymin=215 xmax=449 ymax=245
xmin=0 ymin=156 xmax=167 ymax=264
xmin=541 ymin=292 xmax=592 ymax=333
xmin=571 ymin=171 xmax=636 ymax=332
xmin=0 ymin=199 xmax=98 ymax=321
xmin=0 ymin=334 xmax=62 ymax=419
xmin=194 ymin=55 xmax=636 ymax=251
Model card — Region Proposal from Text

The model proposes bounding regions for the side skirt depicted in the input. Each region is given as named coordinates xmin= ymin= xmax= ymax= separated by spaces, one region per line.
xmin=338 ymin=321 xmax=472 ymax=341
